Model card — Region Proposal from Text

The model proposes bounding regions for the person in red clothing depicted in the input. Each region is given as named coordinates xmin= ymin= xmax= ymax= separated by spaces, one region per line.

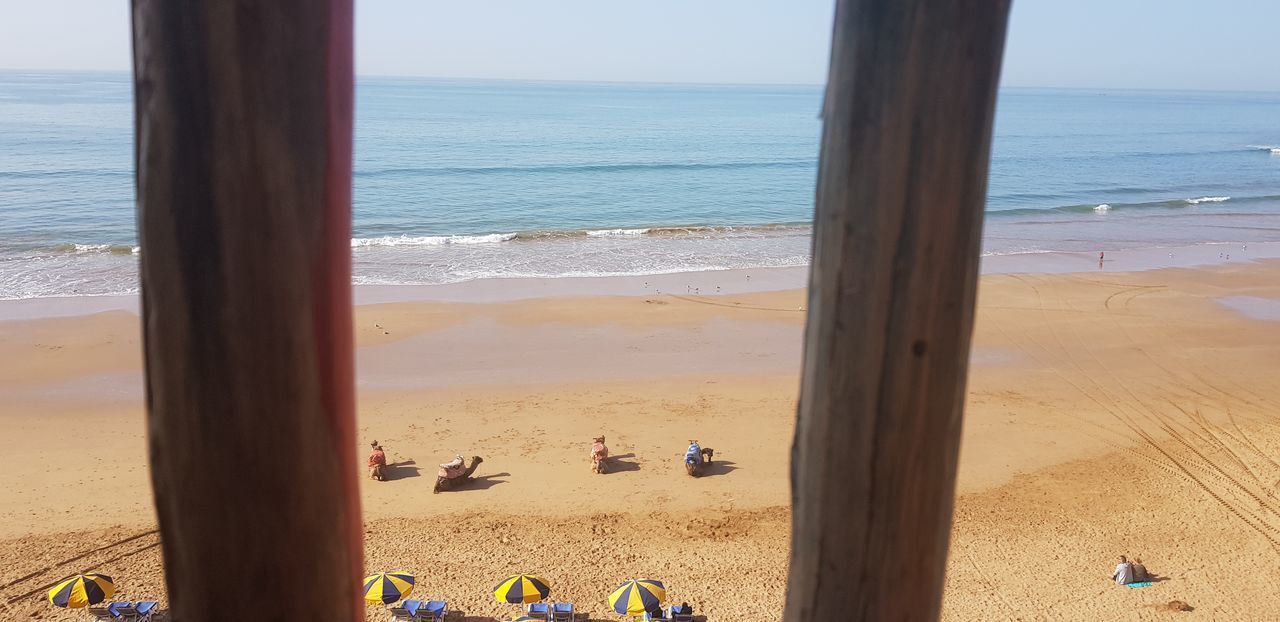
xmin=368 ymin=440 xmax=388 ymax=481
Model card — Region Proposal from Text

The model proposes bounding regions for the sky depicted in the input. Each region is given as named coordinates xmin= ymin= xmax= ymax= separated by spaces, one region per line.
xmin=0 ymin=0 xmax=1277 ymax=91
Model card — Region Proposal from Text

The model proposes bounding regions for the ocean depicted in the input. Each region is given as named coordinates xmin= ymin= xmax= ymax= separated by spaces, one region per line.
xmin=2 ymin=71 xmax=1279 ymax=300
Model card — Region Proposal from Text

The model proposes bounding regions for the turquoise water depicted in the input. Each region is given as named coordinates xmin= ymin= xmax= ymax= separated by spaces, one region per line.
xmin=2 ymin=72 xmax=1279 ymax=298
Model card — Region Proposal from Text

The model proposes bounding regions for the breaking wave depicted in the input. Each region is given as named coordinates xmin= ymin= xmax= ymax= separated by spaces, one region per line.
xmin=351 ymin=233 xmax=519 ymax=247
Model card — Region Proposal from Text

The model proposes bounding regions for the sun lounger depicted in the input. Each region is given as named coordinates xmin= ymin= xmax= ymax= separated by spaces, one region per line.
xmin=134 ymin=601 xmax=160 ymax=622
xmin=420 ymin=599 xmax=449 ymax=622
xmin=87 ymin=607 xmax=113 ymax=622
xmin=643 ymin=611 xmax=671 ymax=622
xmin=551 ymin=602 xmax=575 ymax=621
xmin=388 ymin=606 xmax=415 ymax=621
xmin=525 ymin=602 xmax=552 ymax=620
xmin=665 ymin=604 xmax=696 ymax=619
xmin=108 ymin=601 xmax=140 ymax=621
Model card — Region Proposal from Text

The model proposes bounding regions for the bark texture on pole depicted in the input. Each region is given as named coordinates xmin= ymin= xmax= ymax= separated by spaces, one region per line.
xmin=786 ymin=0 xmax=1011 ymax=620
xmin=132 ymin=0 xmax=359 ymax=619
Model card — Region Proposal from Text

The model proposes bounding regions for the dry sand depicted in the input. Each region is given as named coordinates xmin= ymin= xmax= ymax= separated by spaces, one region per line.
xmin=2 ymin=262 xmax=1279 ymax=620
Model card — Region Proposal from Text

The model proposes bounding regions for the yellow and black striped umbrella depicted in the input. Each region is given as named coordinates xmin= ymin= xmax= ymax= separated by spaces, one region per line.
xmin=47 ymin=573 xmax=114 ymax=609
xmin=363 ymin=572 xmax=415 ymax=604
xmin=608 ymin=579 xmax=665 ymax=616
xmin=492 ymin=574 xmax=551 ymax=604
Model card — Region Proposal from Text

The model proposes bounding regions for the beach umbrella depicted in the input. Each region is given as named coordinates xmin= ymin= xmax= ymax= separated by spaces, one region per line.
xmin=608 ymin=579 xmax=666 ymax=617
xmin=363 ymin=571 xmax=415 ymax=604
xmin=47 ymin=573 xmax=114 ymax=609
xmin=492 ymin=574 xmax=551 ymax=604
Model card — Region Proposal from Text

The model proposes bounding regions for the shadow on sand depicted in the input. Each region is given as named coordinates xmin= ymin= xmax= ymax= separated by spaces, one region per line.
xmin=606 ymin=452 xmax=641 ymax=473
xmin=455 ymin=472 xmax=511 ymax=492
xmin=700 ymin=459 xmax=739 ymax=477
xmin=385 ymin=459 xmax=421 ymax=481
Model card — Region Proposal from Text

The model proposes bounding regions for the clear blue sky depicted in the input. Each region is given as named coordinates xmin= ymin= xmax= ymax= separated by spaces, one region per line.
xmin=0 ymin=0 xmax=1277 ymax=90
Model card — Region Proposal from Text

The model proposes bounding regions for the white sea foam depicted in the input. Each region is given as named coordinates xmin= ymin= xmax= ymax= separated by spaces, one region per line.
xmin=1248 ymin=145 xmax=1280 ymax=154
xmin=980 ymin=249 xmax=1056 ymax=257
xmin=586 ymin=228 xmax=651 ymax=237
xmin=72 ymin=243 xmax=111 ymax=252
xmin=1274 ymin=149 xmax=1280 ymax=155
xmin=1185 ymin=196 xmax=1230 ymax=204
xmin=1093 ymin=204 xmax=1111 ymax=213
xmin=351 ymin=233 xmax=517 ymax=248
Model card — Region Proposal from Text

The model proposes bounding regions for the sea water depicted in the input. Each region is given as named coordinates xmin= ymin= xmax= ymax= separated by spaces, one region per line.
xmin=2 ymin=72 xmax=1279 ymax=299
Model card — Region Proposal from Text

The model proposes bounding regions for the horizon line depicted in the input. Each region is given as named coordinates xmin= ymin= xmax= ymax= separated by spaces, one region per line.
xmin=2 ymin=67 xmax=1278 ymax=94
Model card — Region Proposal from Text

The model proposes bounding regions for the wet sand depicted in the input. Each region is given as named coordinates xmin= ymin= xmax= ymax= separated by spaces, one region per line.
xmin=2 ymin=261 xmax=1280 ymax=619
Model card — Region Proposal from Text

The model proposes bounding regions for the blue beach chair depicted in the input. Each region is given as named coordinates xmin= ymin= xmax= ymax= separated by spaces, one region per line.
xmin=552 ymin=602 xmax=575 ymax=621
xmin=108 ymin=601 xmax=140 ymax=621
xmin=669 ymin=604 xmax=693 ymax=621
xmin=421 ymin=600 xmax=448 ymax=621
xmin=525 ymin=601 xmax=552 ymax=620
xmin=134 ymin=601 xmax=160 ymax=621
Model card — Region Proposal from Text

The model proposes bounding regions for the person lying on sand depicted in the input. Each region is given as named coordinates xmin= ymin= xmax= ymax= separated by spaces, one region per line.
xmin=368 ymin=441 xmax=387 ymax=481
xmin=591 ymin=435 xmax=609 ymax=473
xmin=1111 ymin=555 xmax=1135 ymax=585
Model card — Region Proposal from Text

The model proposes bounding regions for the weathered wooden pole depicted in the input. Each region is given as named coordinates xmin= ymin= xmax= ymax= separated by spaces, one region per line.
xmin=786 ymin=0 xmax=1011 ymax=620
xmin=132 ymin=0 xmax=360 ymax=619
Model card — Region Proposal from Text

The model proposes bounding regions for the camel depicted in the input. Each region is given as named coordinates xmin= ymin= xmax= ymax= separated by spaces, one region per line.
xmin=685 ymin=446 xmax=715 ymax=477
xmin=591 ymin=436 xmax=610 ymax=474
xmin=433 ymin=455 xmax=483 ymax=493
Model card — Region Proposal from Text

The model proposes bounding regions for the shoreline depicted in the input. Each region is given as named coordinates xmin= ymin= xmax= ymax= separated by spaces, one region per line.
xmin=4 ymin=240 xmax=1280 ymax=321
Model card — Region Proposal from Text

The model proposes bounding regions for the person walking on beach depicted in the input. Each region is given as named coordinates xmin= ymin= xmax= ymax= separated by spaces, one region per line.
xmin=1111 ymin=555 xmax=1134 ymax=585
xmin=368 ymin=441 xmax=388 ymax=481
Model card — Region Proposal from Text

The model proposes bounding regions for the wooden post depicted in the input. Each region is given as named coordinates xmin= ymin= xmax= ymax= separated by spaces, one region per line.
xmin=132 ymin=0 xmax=360 ymax=619
xmin=786 ymin=0 xmax=1010 ymax=620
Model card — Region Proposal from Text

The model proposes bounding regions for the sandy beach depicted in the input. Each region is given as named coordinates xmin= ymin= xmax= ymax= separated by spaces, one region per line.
xmin=2 ymin=261 xmax=1280 ymax=620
